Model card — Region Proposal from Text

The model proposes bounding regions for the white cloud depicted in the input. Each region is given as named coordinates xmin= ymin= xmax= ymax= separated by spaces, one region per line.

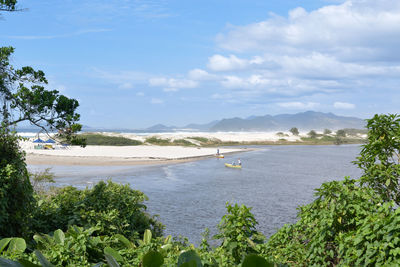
xmin=136 ymin=92 xmax=145 ymax=96
xmin=188 ymin=69 xmax=217 ymax=80
xmin=333 ymin=101 xmax=355 ymax=109
xmin=217 ymin=0 xmax=400 ymax=62
xmin=150 ymin=98 xmax=164 ymax=104
xmin=149 ymin=77 xmax=198 ymax=91
xmin=277 ymin=102 xmax=320 ymax=109
xmin=207 ymin=54 xmax=251 ymax=71
xmin=220 ymin=75 xmax=271 ymax=89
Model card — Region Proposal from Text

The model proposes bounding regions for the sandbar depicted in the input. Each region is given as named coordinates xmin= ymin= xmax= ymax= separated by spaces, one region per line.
xmin=24 ymin=145 xmax=248 ymax=166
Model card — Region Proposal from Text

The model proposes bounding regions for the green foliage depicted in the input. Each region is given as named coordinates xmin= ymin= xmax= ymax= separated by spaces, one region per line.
xmin=334 ymin=135 xmax=344 ymax=145
xmin=323 ymin=129 xmax=332 ymax=135
xmin=0 ymin=0 xmax=17 ymax=11
xmin=0 ymin=46 xmax=84 ymax=146
xmin=189 ymin=137 xmax=210 ymax=143
xmin=29 ymin=168 xmax=55 ymax=194
xmin=355 ymin=114 xmax=400 ymax=204
xmin=32 ymin=227 xmax=108 ymax=266
xmin=241 ymin=254 xmax=274 ymax=267
xmin=263 ymin=178 xmax=384 ymax=266
xmin=0 ymin=127 xmax=34 ymax=238
xmin=80 ymin=133 xmax=143 ymax=146
xmin=142 ymin=250 xmax=164 ymax=267
xmin=307 ymin=130 xmax=317 ymax=139
xmin=336 ymin=129 xmax=346 ymax=137
xmin=213 ymin=203 xmax=265 ymax=265
xmin=340 ymin=202 xmax=400 ymax=266
xmin=145 ymin=137 xmax=171 ymax=145
xmin=320 ymin=135 xmax=335 ymax=141
xmin=32 ymin=180 xmax=164 ymax=239
xmin=289 ymin=127 xmax=299 ymax=136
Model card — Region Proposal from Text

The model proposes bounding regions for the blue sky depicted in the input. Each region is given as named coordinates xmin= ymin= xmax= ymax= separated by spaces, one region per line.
xmin=2 ymin=0 xmax=400 ymax=128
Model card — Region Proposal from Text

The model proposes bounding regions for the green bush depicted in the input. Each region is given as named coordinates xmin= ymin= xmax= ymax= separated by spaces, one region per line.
xmin=189 ymin=137 xmax=210 ymax=143
xmin=263 ymin=178 xmax=386 ymax=266
xmin=32 ymin=180 xmax=164 ymax=239
xmin=172 ymin=139 xmax=195 ymax=146
xmin=80 ymin=133 xmax=143 ymax=146
xmin=145 ymin=137 xmax=171 ymax=145
xmin=0 ymin=127 xmax=34 ymax=238
xmin=212 ymin=203 xmax=265 ymax=266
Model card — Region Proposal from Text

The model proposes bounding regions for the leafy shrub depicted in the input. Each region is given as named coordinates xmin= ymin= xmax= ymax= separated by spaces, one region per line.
xmin=189 ymin=137 xmax=210 ymax=143
xmin=80 ymin=133 xmax=143 ymax=146
xmin=340 ymin=202 xmax=400 ymax=266
xmin=263 ymin=178 xmax=384 ymax=266
xmin=355 ymin=114 xmax=400 ymax=204
xmin=32 ymin=180 xmax=164 ymax=239
xmin=289 ymin=127 xmax=299 ymax=136
xmin=172 ymin=139 xmax=195 ymax=146
xmin=212 ymin=203 xmax=265 ymax=266
xmin=307 ymin=130 xmax=317 ymax=139
xmin=145 ymin=137 xmax=171 ymax=145
xmin=29 ymin=168 xmax=55 ymax=194
xmin=336 ymin=129 xmax=346 ymax=137
xmin=0 ymin=127 xmax=34 ymax=238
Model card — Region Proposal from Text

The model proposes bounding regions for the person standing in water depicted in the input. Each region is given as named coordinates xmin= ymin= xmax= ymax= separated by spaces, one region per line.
xmin=217 ymin=148 xmax=220 ymax=155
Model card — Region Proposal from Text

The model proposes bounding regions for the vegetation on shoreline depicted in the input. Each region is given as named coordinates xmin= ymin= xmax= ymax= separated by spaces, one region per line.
xmin=80 ymin=133 xmax=143 ymax=146
xmin=80 ymin=128 xmax=366 ymax=147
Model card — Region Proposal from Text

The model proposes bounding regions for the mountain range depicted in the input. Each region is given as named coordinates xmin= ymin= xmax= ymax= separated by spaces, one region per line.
xmin=18 ymin=111 xmax=366 ymax=133
xmin=139 ymin=111 xmax=365 ymax=132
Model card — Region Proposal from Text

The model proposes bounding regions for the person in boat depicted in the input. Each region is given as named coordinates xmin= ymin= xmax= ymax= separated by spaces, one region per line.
xmin=231 ymin=161 xmax=236 ymax=166
xmin=238 ymin=158 xmax=241 ymax=166
xmin=217 ymin=148 xmax=220 ymax=155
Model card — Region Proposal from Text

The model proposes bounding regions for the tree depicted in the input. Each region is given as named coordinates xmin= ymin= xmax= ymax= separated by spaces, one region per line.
xmin=336 ymin=129 xmax=346 ymax=137
xmin=0 ymin=0 xmax=18 ymax=12
xmin=323 ymin=129 xmax=332 ymax=135
xmin=0 ymin=2 xmax=84 ymax=238
xmin=0 ymin=126 xmax=34 ymax=238
xmin=355 ymin=114 xmax=400 ymax=204
xmin=289 ymin=127 xmax=299 ymax=136
xmin=307 ymin=130 xmax=317 ymax=139
xmin=0 ymin=47 xmax=84 ymax=145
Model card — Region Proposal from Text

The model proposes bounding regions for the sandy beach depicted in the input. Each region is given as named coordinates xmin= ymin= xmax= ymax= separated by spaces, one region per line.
xmin=22 ymin=130 xmax=364 ymax=166
xmin=24 ymin=144 xmax=248 ymax=166
xmin=21 ymin=131 xmax=299 ymax=166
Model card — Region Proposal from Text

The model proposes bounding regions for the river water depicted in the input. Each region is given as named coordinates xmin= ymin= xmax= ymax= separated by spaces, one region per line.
xmin=28 ymin=145 xmax=362 ymax=244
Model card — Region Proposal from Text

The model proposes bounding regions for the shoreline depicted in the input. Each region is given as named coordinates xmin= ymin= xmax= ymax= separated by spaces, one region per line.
xmin=25 ymin=148 xmax=252 ymax=166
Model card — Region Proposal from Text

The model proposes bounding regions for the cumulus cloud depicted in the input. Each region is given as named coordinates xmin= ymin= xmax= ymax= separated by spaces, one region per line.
xmin=207 ymin=54 xmax=265 ymax=71
xmin=333 ymin=101 xmax=355 ymax=109
xmin=216 ymin=0 xmax=400 ymax=62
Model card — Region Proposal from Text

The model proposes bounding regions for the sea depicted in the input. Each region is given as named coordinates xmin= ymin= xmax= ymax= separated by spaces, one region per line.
xmin=27 ymin=144 xmax=362 ymax=244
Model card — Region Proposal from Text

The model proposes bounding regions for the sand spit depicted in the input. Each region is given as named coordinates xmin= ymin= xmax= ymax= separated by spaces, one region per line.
xmin=24 ymin=145 xmax=248 ymax=166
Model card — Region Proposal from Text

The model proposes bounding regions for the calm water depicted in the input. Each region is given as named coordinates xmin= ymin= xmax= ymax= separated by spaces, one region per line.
xmin=28 ymin=145 xmax=362 ymax=244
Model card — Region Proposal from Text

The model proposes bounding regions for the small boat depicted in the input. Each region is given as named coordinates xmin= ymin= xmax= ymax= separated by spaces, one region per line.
xmin=225 ymin=163 xmax=242 ymax=169
xmin=216 ymin=154 xmax=224 ymax=158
